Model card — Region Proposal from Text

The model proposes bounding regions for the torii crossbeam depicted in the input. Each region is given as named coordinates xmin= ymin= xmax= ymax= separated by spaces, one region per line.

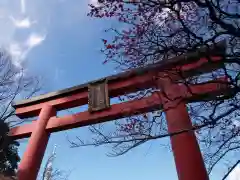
xmin=10 ymin=42 xmax=230 ymax=180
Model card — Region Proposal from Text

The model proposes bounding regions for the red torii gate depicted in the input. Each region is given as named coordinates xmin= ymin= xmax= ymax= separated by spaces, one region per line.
xmin=10 ymin=42 xmax=229 ymax=180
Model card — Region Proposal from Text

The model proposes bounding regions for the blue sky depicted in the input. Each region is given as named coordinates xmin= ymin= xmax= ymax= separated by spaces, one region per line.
xmin=0 ymin=0 xmax=239 ymax=180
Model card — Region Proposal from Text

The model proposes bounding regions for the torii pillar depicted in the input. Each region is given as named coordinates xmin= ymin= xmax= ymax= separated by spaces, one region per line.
xmin=17 ymin=105 xmax=56 ymax=180
xmin=10 ymin=41 xmax=229 ymax=180
xmin=159 ymin=78 xmax=209 ymax=180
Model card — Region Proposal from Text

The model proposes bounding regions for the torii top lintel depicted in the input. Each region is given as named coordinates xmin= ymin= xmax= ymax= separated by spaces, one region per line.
xmin=12 ymin=41 xmax=226 ymax=119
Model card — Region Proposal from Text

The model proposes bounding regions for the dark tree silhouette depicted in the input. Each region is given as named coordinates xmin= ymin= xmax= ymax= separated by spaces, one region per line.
xmin=70 ymin=0 xmax=240 ymax=178
xmin=0 ymin=50 xmax=40 ymax=176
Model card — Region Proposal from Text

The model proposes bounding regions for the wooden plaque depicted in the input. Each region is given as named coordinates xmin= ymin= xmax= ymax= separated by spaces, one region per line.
xmin=88 ymin=79 xmax=110 ymax=112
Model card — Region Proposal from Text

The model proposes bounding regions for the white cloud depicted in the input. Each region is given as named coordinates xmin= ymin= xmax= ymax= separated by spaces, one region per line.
xmin=9 ymin=32 xmax=45 ymax=65
xmin=6 ymin=32 xmax=46 ymax=68
xmin=20 ymin=0 xmax=26 ymax=14
xmin=89 ymin=0 xmax=102 ymax=7
xmin=0 ymin=0 xmax=48 ymax=69
xmin=9 ymin=42 xmax=22 ymax=58
xmin=10 ymin=16 xmax=36 ymax=29
xmin=8 ymin=42 xmax=25 ymax=68
xmin=228 ymin=165 xmax=240 ymax=180
xmin=25 ymin=33 xmax=46 ymax=48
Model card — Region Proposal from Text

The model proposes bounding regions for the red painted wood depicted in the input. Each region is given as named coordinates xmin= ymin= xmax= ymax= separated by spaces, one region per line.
xmin=174 ymin=56 xmax=221 ymax=72
xmin=46 ymin=92 xmax=161 ymax=132
xmin=15 ymin=73 xmax=155 ymax=118
xmin=10 ymin=77 xmax=228 ymax=138
xmin=165 ymin=102 xmax=209 ymax=180
xmin=10 ymin=122 xmax=35 ymax=139
xmin=15 ymin=57 xmax=223 ymax=118
xmin=159 ymin=79 xmax=209 ymax=180
xmin=17 ymin=105 xmax=56 ymax=180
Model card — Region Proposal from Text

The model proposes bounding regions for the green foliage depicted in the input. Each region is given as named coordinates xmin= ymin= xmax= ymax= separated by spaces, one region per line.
xmin=0 ymin=120 xmax=20 ymax=176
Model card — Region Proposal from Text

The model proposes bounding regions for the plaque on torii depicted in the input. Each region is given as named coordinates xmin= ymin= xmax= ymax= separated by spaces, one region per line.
xmin=88 ymin=79 xmax=110 ymax=112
